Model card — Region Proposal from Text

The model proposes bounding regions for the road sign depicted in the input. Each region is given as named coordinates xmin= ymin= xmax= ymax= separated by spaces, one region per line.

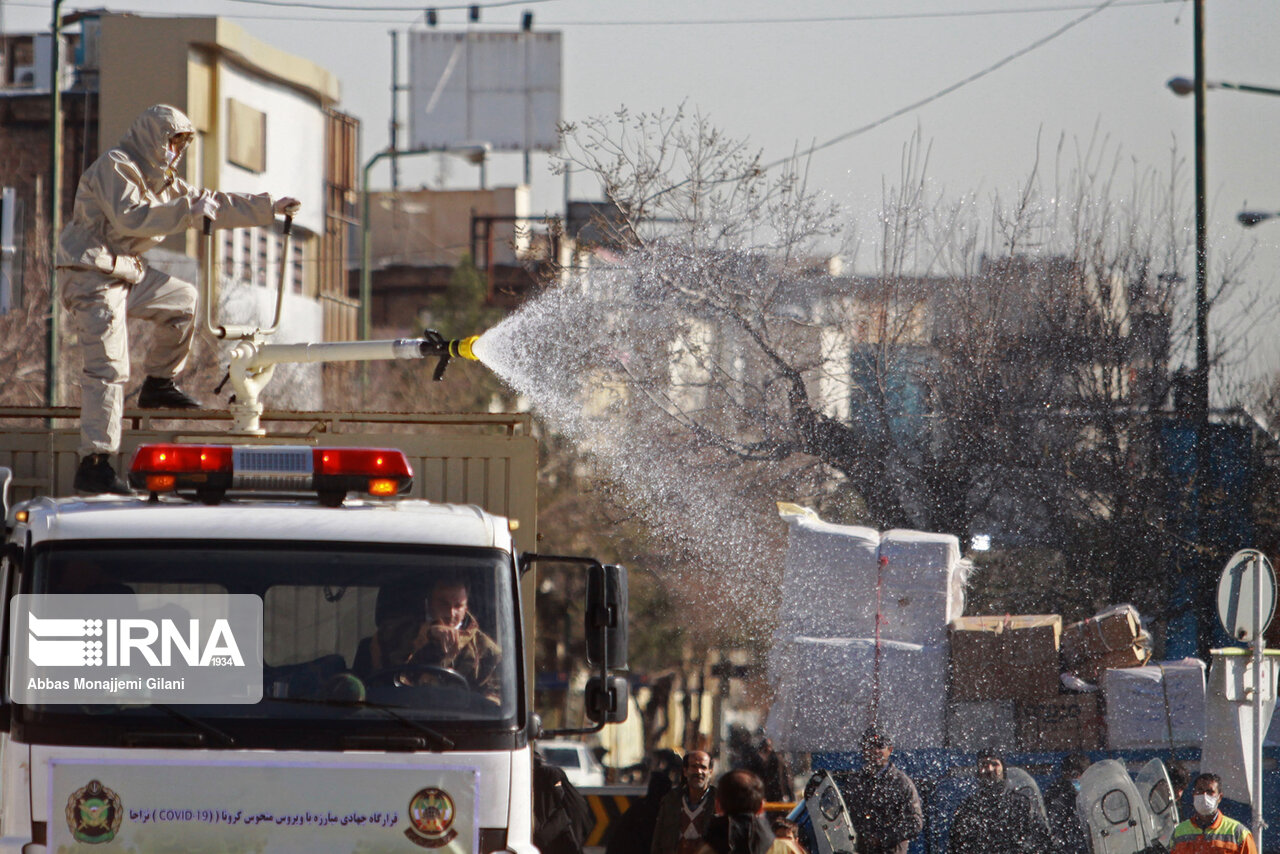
xmin=1217 ymin=549 xmax=1277 ymax=643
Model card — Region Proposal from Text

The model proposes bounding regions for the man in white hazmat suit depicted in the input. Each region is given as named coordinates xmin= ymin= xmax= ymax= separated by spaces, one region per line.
xmin=58 ymin=104 xmax=300 ymax=494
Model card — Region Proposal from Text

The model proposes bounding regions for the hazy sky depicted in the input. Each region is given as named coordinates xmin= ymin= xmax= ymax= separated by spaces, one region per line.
xmin=6 ymin=0 xmax=1280 ymax=379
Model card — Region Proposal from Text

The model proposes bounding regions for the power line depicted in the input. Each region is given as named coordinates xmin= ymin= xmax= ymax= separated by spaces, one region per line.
xmin=541 ymin=0 xmax=1173 ymax=27
xmin=1 ymin=0 xmax=1180 ymax=26
xmin=221 ymin=0 xmax=552 ymax=12
xmin=761 ymin=0 xmax=1122 ymax=171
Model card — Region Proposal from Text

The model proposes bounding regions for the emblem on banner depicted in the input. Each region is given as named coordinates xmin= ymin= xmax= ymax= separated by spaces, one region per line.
xmin=66 ymin=779 xmax=123 ymax=844
xmin=405 ymin=787 xmax=457 ymax=848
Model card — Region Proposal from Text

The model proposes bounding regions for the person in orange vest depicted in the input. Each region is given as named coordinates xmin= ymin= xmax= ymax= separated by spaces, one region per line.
xmin=1169 ymin=773 xmax=1257 ymax=854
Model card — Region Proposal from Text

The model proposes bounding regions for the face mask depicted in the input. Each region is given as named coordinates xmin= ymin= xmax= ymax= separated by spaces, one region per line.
xmin=1193 ymin=793 xmax=1220 ymax=816
xmin=1071 ymin=780 xmax=1081 ymax=792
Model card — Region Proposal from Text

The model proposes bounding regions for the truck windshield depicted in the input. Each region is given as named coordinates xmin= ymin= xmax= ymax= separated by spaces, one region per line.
xmin=15 ymin=541 xmax=521 ymax=749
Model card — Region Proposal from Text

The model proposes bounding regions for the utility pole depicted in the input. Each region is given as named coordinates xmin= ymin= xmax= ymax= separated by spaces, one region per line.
xmin=389 ymin=30 xmax=400 ymax=191
xmin=47 ymin=0 xmax=64 ymax=409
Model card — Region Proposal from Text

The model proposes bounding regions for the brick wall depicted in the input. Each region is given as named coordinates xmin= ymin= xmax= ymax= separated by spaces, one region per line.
xmin=0 ymin=92 xmax=97 ymax=301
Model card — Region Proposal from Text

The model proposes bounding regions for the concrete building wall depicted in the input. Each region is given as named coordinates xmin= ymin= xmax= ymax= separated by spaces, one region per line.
xmin=216 ymin=61 xmax=326 ymax=233
xmin=368 ymin=186 xmax=530 ymax=269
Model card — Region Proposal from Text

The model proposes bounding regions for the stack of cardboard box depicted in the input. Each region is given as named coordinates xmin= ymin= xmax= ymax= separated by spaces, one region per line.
xmin=947 ymin=614 xmax=1103 ymax=751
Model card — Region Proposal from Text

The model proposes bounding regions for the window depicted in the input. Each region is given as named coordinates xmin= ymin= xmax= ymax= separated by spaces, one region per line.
xmin=20 ymin=541 xmax=521 ymax=749
xmin=227 ymin=99 xmax=267 ymax=173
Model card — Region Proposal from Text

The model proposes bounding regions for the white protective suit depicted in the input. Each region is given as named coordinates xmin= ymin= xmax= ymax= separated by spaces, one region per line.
xmin=57 ymin=104 xmax=278 ymax=455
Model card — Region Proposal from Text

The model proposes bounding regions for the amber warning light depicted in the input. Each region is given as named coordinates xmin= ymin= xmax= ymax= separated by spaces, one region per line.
xmin=129 ymin=444 xmax=413 ymax=505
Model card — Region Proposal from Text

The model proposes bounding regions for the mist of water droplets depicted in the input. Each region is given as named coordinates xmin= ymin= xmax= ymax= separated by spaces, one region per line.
xmin=470 ymin=250 xmax=789 ymax=635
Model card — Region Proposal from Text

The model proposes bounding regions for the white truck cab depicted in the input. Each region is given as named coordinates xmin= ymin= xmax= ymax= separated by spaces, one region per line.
xmin=0 ymin=442 xmax=628 ymax=853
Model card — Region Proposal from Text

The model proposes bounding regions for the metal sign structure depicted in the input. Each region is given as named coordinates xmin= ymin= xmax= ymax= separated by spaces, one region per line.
xmin=1217 ymin=549 xmax=1277 ymax=643
xmin=408 ymin=31 xmax=562 ymax=152
xmin=1214 ymin=548 xmax=1277 ymax=851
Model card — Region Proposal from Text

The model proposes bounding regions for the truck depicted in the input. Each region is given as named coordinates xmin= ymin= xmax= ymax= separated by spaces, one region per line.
xmin=0 ymin=407 xmax=630 ymax=853
xmin=0 ymin=213 xmax=629 ymax=852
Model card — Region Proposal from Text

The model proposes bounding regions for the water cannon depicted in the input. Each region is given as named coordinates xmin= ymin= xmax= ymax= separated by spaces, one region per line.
xmin=198 ymin=214 xmax=491 ymax=434
xmin=418 ymin=331 xmax=481 ymax=381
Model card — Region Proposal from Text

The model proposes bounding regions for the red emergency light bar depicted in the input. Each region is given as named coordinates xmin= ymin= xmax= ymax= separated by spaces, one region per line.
xmin=128 ymin=444 xmax=414 ymax=505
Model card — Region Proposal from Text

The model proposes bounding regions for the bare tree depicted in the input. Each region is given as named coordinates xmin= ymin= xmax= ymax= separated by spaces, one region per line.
xmin=497 ymin=110 xmax=1274 ymax=641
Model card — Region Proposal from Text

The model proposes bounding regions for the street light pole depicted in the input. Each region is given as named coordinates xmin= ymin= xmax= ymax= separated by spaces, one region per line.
xmin=359 ymin=144 xmax=490 ymax=341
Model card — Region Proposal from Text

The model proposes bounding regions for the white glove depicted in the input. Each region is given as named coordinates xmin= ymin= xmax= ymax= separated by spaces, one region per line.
xmin=273 ymin=196 xmax=301 ymax=216
xmin=191 ymin=191 xmax=221 ymax=221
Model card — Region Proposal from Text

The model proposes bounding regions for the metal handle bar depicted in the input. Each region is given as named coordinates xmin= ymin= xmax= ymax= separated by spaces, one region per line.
xmin=201 ymin=213 xmax=293 ymax=340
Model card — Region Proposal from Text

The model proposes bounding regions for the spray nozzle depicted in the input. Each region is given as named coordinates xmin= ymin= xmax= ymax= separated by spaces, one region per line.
xmin=419 ymin=331 xmax=481 ymax=380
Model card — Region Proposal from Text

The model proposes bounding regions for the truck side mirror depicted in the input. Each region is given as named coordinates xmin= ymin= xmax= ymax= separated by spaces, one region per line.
xmin=0 ymin=467 xmax=11 ymax=531
xmin=586 ymin=564 xmax=628 ymax=670
xmin=585 ymin=675 xmax=629 ymax=724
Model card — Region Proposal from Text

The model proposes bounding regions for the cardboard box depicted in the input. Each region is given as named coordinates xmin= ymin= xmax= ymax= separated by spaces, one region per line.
xmin=947 ymin=701 xmax=1017 ymax=752
xmin=1063 ymin=605 xmax=1141 ymax=665
xmin=949 ymin=615 xmax=1062 ymax=702
xmin=1016 ymin=694 xmax=1102 ymax=751
xmin=1072 ymin=644 xmax=1151 ymax=682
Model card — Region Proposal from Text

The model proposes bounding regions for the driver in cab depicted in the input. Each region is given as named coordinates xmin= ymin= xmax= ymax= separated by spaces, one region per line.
xmin=403 ymin=579 xmax=503 ymax=705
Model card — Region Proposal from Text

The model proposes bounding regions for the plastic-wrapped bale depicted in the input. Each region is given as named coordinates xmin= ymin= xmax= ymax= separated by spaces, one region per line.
xmin=765 ymin=635 xmax=947 ymax=752
xmin=1103 ymin=658 xmax=1206 ymax=749
xmin=773 ymin=506 xmax=969 ymax=646
xmin=946 ymin=701 xmax=1017 ymax=752
xmin=774 ymin=505 xmax=881 ymax=640
xmin=878 ymin=529 xmax=970 ymax=646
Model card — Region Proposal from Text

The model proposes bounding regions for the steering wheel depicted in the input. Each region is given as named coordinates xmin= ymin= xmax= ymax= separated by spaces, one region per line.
xmin=367 ymin=663 xmax=470 ymax=692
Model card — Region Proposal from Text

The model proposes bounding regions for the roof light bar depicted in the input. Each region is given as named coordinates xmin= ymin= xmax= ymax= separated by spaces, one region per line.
xmin=128 ymin=444 xmax=414 ymax=504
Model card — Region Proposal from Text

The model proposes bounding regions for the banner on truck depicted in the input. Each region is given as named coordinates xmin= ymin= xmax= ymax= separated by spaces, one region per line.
xmin=50 ymin=758 xmax=480 ymax=852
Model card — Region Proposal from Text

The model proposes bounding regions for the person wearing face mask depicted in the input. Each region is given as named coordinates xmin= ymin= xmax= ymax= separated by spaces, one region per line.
xmin=1042 ymin=753 xmax=1090 ymax=854
xmin=948 ymin=752 xmax=1049 ymax=854
xmin=836 ymin=726 xmax=922 ymax=854
xmin=58 ymin=103 xmax=300 ymax=494
xmin=1169 ymin=773 xmax=1256 ymax=854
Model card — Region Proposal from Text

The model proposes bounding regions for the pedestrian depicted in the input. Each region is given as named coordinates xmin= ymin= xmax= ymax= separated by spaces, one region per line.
xmin=651 ymin=751 xmax=717 ymax=854
xmin=1042 ymin=753 xmax=1090 ymax=854
xmin=58 ymin=103 xmax=300 ymax=494
xmin=606 ymin=752 xmax=680 ymax=854
xmin=771 ymin=818 xmax=807 ymax=854
xmin=696 ymin=769 xmax=792 ymax=854
xmin=533 ymin=747 xmax=595 ymax=854
xmin=1169 ymin=773 xmax=1256 ymax=854
xmin=755 ymin=736 xmax=794 ymax=802
xmin=948 ymin=751 xmax=1049 ymax=854
xmin=1169 ymin=761 xmax=1192 ymax=811
xmin=836 ymin=726 xmax=923 ymax=854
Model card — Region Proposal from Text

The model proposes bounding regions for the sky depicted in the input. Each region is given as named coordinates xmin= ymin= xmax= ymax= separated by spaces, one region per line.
xmin=5 ymin=0 xmax=1280 ymax=384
